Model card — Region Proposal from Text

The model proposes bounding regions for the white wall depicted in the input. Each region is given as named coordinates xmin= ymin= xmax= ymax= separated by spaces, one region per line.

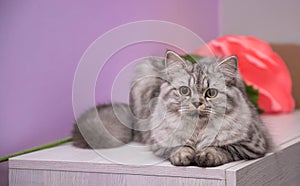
xmin=221 ymin=0 xmax=300 ymax=44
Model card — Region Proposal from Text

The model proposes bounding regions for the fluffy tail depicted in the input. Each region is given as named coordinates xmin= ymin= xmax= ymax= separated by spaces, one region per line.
xmin=72 ymin=103 xmax=134 ymax=149
xmin=72 ymin=58 xmax=165 ymax=149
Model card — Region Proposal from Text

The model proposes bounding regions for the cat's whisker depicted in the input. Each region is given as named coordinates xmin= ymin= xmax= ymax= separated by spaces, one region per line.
xmin=208 ymin=109 xmax=239 ymax=123
xmin=178 ymin=109 xmax=191 ymax=113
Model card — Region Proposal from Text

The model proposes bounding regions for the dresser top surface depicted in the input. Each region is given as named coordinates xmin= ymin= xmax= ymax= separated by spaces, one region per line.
xmin=9 ymin=110 xmax=300 ymax=179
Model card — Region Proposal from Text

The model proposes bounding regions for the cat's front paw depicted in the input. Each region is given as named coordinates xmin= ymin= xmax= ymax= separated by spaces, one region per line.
xmin=195 ymin=147 xmax=224 ymax=167
xmin=169 ymin=146 xmax=195 ymax=166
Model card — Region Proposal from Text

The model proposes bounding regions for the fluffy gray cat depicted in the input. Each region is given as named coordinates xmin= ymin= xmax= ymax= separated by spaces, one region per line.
xmin=72 ymin=51 xmax=272 ymax=167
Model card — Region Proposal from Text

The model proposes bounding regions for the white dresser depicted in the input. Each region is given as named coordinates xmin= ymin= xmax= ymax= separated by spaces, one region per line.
xmin=9 ymin=111 xmax=300 ymax=186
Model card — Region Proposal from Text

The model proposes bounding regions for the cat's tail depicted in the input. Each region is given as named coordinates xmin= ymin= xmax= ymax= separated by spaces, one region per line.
xmin=72 ymin=103 xmax=135 ymax=149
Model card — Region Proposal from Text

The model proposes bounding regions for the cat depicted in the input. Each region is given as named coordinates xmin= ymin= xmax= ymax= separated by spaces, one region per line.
xmin=72 ymin=50 xmax=272 ymax=167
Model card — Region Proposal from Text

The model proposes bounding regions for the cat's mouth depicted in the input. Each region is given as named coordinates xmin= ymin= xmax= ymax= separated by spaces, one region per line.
xmin=184 ymin=103 xmax=208 ymax=116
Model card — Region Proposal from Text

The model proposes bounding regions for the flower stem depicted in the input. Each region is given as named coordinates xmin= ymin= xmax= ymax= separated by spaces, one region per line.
xmin=0 ymin=137 xmax=72 ymax=163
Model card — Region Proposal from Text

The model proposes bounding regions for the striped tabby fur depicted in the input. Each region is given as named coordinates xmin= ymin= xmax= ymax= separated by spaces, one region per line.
xmin=130 ymin=51 xmax=272 ymax=167
xmin=72 ymin=51 xmax=272 ymax=167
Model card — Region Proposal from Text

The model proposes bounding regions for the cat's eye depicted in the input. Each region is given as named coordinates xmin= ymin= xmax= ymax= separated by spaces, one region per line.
xmin=205 ymin=88 xmax=218 ymax=98
xmin=179 ymin=86 xmax=191 ymax=96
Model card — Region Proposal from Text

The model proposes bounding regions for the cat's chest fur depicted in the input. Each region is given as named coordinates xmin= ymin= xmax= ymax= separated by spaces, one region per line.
xmin=195 ymin=115 xmax=250 ymax=150
xmin=150 ymin=110 xmax=208 ymax=148
xmin=150 ymin=110 xmax=250 ymax=151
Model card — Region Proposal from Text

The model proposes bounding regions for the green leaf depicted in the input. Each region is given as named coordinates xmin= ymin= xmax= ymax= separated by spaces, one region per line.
xmin=0 ymin=137 xmax=72 ymax=162
xmin=181 ymin=54 xmax=203 ymax=64
xmin=245 ymin=84 xmax=264 ymax=114
xmin=182 ymin=54 xmax=264 ymax=114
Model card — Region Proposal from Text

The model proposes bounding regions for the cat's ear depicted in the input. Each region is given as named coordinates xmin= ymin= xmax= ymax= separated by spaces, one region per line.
xmin=218 ymin=56 xmax=238 ymax=79
xmin=165 ymin=50 xmax=187 ymax=68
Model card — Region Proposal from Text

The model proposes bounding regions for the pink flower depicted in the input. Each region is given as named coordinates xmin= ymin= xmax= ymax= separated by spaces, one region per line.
xmin=194 ymin=35 xmax=294 ymax=114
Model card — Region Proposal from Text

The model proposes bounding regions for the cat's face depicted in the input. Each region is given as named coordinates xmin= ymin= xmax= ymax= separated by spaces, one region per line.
xmin=162 ymin=51 xmax=238 ymax=118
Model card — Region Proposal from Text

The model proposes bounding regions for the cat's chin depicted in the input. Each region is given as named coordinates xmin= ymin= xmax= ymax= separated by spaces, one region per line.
xmin=195 ymin=110 xmax=210 ymax=118
xmin=182 ymin=110 xmax=208 ymax=117
xmin=198 ymin=112 xmax=210 ymax=118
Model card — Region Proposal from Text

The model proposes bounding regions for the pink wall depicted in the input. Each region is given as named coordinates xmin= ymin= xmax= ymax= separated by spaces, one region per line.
xmin=0 ymin=0 xmax=220 ymax=185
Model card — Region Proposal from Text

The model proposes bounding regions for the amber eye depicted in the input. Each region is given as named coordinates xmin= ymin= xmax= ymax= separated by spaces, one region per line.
xmin=179 ymin=86 xmax=191 ymax=96
xmin=205 ymin=88 xmax=218 ymax=98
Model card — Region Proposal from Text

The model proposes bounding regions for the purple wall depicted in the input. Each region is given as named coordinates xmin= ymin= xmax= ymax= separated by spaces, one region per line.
xmin=0 ymin=0 xmax=219 ymax=185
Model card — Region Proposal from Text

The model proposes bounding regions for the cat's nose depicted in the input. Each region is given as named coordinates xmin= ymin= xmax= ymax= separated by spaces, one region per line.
xmin=192 ymin=102 xmax=203 ymax=108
